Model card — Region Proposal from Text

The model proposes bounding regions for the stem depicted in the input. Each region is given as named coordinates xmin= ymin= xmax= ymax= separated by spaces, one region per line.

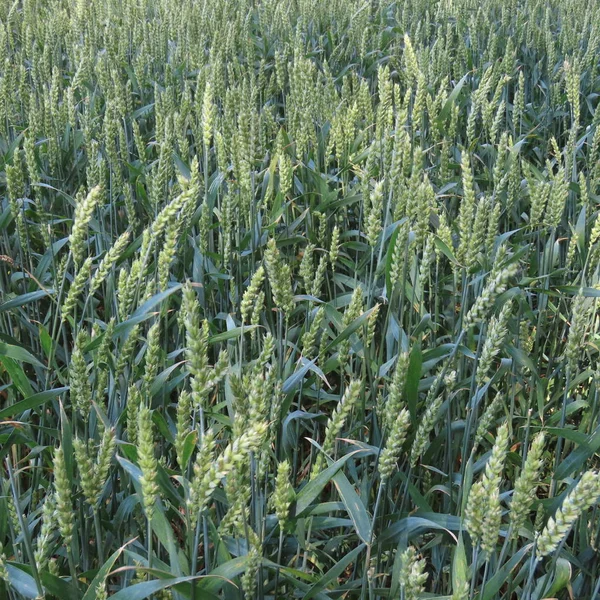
xmin=68 ymin=548 xmax=79 ymax=593
xmin=274 ymin=528 xmax=284 ymax=596
xmin=361 ymin=482 xmax=385 ymax=600
xmin=93 ymin=509 xmax=104 ymax=565
xmin=147 ymin=517 xmax=153 ymax=572
xmin=469 ymin=543 xmax=480 ymax=600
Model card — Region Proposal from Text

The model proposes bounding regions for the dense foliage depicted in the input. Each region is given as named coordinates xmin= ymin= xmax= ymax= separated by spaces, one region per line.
xmin=1 ymin=0 xmax=600 ymax=598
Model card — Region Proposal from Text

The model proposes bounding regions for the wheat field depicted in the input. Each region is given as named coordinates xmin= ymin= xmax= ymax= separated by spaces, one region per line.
xmin=0 ymin=0 xmax=600 ymax=598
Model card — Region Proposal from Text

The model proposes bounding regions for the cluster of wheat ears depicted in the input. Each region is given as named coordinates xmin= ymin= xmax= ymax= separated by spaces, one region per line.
xmin=1 ymin=0 xmax=600 ymax=598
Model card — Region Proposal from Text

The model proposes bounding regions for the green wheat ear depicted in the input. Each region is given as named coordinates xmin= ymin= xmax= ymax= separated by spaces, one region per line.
xmin=138 ymin=407 xmax=159 ymax=521
xmin=379 ymin=408 xmax=411 ymax=481
xmin=273 ymin=460 xmax=294 ymax=530
xmin=536 ymin=471 xmax=600 ymax=559
xmin=53 ymin=444 xmax=74 ymax=546
xmin=0 ymin=542 xmax=9 ymax=581
xmin=507 ymin=432 xmax=545 ymax=538
xmin=399 ymin=547 xmax=428 ymax=600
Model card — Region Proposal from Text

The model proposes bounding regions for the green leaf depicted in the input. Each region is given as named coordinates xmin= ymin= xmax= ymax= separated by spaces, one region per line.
xmin=544 ymin=558 xmax=572 ymax=597
xmin=0 ymin=341 xmax=44 ymax=367
xmin=379 ymin=513 xmax=461 ymax=544
xmin=149 ymin=361 xmax=185 ymax=397
xmin=38 ymin=570 xmax=79 ymax=600
xmin=116 ymin=457 xmax=182 ymax=574
xmin=0 ymin=387 xmax=68 ymax=419
xmin=114 ymin=286 xmax=182 ymax=337
xmin=109 ymin=574 xmax=205 ymax=600
xmin=405 ymin=345 xmax=422 ymax=424
xmin=180 ymin=430 xmax=198 ymax=468
xmin=437 ymin=72 xmax=470 ymax=123
xmin=452 ymin=534 xmax=468 ymax=594
xmin=282 ymin=357 xmax=318 ymax=394
xmin=555 ymin=422 xmax=600 ymax=480
xmin=295 ymin=451 xmax=362 ymax=517
xmin=0 ymin=356 xmax=34 ymax=397
xmin=82 ymin=542 xmax=132 ymax=600
xmin=482 ymin=545 xmax=531 ymax=600
xmin=0 ymin=290 xmax=53 ymax=312
xmin=151 ymin=509 xmax=182 ymax=576
xmin=200 ymin=555 xmax=253 ymax=593
xmin=208 ymin=325 xmax=258 ymax=344
xmin=6 ymin=564 xmax=39 ymax=599
xmin=331 ymin=471 xmax=371 ymax=543
xmin=301 ymin=543 xmax=365 ymax=599
xmin=325 ymin=307 xmax=377 ymax=353
xmin=433 ymin=235 xmax=456 ymax=263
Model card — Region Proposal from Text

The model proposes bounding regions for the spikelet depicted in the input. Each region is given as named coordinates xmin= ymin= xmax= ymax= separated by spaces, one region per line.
xmin=466 ymin=197 xmax=489 ymax=270
xmin=329 ymin=225 xmax=340 ymax=270
xmin=34 ymin=493 xmax=56 ymax=570
xmin=241 ymin=543 xmax=262 ymax=600
xmin=418 ymin=235 xmax=434 ymax=296
xmin=452 ymin=580 xmax=470 ymax=600
xmin=483 ymin=423 xmax=510 ymax=493
xmin=457 ymin=151 xmax=476 ymax=265
xmin=311 ymin=253 xmax=328 ymax=298
xmin=475 ymin=301 xmax=512 ymax=387
xmin=312 ymin=380 xmax=362 ymax=477
xmin=53 ymin=444 xmax=74 ymax=546
xmin=187 ymin=423 xmax=267 ymax=526
xmin=0 ymin=543 xmax=8 ymax=581
xmin=366 ymin=180 xmax=384 ymax=247
xmin=410 ymin=394 xmax=444 ymax=467
xmin=366 ymin=303 xmax=380 ymax=348
xmin=536 ymin=470 xmax=600 ymax=559
xmin=157 ymin=220 xmax=180 ymax=292
xmin=151 ymin=188 xmax=193 ymax=241
xmin=465 ymin=423 xmax=509 ymax=549
xmin=4 ymin=474 xmax=21 ymax=532
xmin=89 ymin=231 xmax=131 ymax=296
xmin=510 ymin=432 xmax=545 ymax=539
xmin=338 ymin=286 xmax=364 ymax=367
xmin=74 ymin=428 xmax=115 ymax=508
xmin=264 ymin=238 xmax=294 ymax=317
xmin=69 ymin=331 xmax=92 ymax=418
xmin=378 ymin=409 xmax=411 ymax=481
xmin=565 ymin=295 xmax=591 ymax=372
xmin=69 ymin=186 xmax=102 ymax=267
xmin=546 ymin=166 xmax=569 ymax=229
xmin=302 ymin=307 xmax=325 ymax=359
xmin=398 ymin=546 xmax=428 ymax=600
xmin=182 ymin=284 xmax=212 ymax=408
xmin=201 ymin=82 xmax=216 ymax=149
xmin=138 ymin=407 xmax=159 ymax=520
xmin=95 ymin=582 xmax=108 ymax=600
xmin=62 ymin=256 xmax=93 ymax=319
xmin=465 ymin=479 xmax=487 ymax=544
xmin=463 ymin=263 xmax=517 ymax=330
xmin=187 ymin=429 xmax=216 ymax=527
xmin=295 ymin=241 xmax=313 ymax=287
xmin=142 ymin=321 xmax=161 ymax=397
xmin=116 ymin=324 xmax=141 ymax=377
xmin=95 ymin=319 xmax=115 ymax=397
xmin=384 ymin=352 xmax=410 ymax=432
xmin=175 ymin=391 xmax=192 ymax=470
xmin=241 ymin=266 xmax=265 ymax=324
xmin=513 ymin=71 xmax=524 ymax=133
xmin=403 ymin=35 xmax=420 ymax=84
xmin=474 ymin=394 xmax=504 ymax=448
xmin=126 ymin=385 xmax=142 ymax=446
xmin=273 ymin=460 xmax=294 ymax=530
